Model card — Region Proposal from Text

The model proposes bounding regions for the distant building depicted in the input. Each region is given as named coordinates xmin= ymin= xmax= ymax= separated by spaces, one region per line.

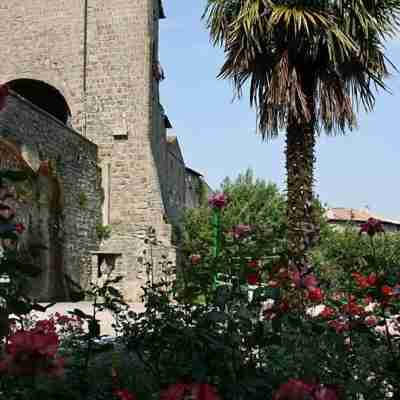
xmin=326 ymin=208 xmax=400 ymax=232
xmin=185 ymin=167 xmax=212 ymax=209
xmin=165 ymin=135 xmax=212 ymax=222
xmin=165 ymin=136 xmax=186 ymax=225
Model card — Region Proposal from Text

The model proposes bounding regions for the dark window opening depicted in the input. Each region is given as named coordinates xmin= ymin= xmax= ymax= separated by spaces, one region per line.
xmin=7 ymin=79 xmax=71 ymax=124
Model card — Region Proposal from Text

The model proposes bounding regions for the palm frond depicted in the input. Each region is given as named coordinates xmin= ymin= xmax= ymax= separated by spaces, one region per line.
xmin=204 ymin=0 xmax=399 ymax=137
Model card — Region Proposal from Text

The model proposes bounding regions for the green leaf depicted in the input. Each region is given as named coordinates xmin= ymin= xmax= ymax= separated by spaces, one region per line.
xmin=0 ymin=170 xmax=31 ymax=181
xmin=191 ymin=352 xmax=208 ymax=381
xmin=7 ymin=300 xmax=32 ymax=315
xmin=311 ymin=322 xmax=326 ymax=334
xmin=107 ymin=286 xmax=123 ymax=298
xmin=0 ymin=309 xmax=9 ymax=338
xmin=207 ymin=310 xmax=227 ymax=322
xmin=268 ymin=287 xmax=281 ymax=300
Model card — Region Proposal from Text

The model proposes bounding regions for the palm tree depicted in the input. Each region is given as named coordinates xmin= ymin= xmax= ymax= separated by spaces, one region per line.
xmin=204 ymin=0 xmax=400 ymax=265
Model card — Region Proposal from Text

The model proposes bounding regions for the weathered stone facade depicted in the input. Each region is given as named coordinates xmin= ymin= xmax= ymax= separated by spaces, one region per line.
xmin=185 ymin=167 xmax=212 ymax=210
xmin=0 ymin=93 xmax=102 ymax=300
xmin=165 ymin=136 xmax=187 ymax=225
xmin=0 ymin=0 xmax=208 ymax=302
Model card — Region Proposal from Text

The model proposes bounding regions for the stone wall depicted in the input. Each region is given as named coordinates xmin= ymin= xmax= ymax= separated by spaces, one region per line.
xmin=185 ymin=169 xmax=207 ymax=210
xmin=0 ymin=0 xmax=172 ymax=234
xmin=92 ymin=225 xmax=174 ymax=302
xmin=165 ymin=137 xmax=187 ymax=225
xmin=0 ymin=0 xmax=179 ymax=301
xmin=0 ymin=0 xmax=85 ymax=130
xmin=0 ymin=93 xmax=102 ymax=299
xmin=84 ymin=0 xmax=170 ymax=237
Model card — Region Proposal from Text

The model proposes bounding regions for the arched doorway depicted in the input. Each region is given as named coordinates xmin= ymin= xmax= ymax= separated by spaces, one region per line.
xmin=6 ymin=79 xmax=71 ymax=124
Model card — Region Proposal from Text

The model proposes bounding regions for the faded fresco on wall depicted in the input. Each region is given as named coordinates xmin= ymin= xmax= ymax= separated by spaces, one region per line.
xmin=0 ymin=139 xmax=67 ymax=300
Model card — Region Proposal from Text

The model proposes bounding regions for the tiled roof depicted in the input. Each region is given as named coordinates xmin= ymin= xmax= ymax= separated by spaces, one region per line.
xmin=326 ymin=208 xmax=400 ymax=226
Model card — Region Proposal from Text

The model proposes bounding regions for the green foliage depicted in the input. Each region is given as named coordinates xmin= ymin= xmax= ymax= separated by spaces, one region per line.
xmin=180 ymin=170 xmax=330 ymax=302
xmin=310 ymin=225 xmax=400 ymax=291
xmin=1 ymin=218 xmax=400 ymax=399
xmin=182 ymin=169 xmax=287 ymax=256
xmin=124 ymin=271 xmax=274 ymax=400
xmin=96 ymin=224 xmax=112 ymax=242
xmin=78 ymin=192 xmax=88 ymax=209
xmin=179 ymin=170 xmax=287 ymax=302
xmin=195 ymin=179 xmax=208 ymax=206
xmin=1 ymin=169 xmax=399 ymax=399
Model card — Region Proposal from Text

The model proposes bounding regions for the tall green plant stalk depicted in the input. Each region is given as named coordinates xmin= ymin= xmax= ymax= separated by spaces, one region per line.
xmin=212 ymin=208 xmax=222 ymax=258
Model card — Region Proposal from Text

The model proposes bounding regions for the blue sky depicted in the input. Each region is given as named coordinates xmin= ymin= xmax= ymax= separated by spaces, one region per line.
xmin=159 ymin=1 xmax=400 ymax=219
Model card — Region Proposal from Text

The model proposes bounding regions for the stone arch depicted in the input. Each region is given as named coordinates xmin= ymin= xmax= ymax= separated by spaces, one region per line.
xmin=1 ymin=59 xmax=81 ymax=125
xmin=6 ymin=79 xmax=71 ymax=124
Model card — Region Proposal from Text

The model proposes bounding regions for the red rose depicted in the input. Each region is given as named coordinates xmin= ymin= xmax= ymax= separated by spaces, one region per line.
xmin=247 ymin=272 xmax=260 ymax=285
xmin=307 ymin=287 xmax=324 ymax=302
xmin=14 ymin=223 xmax=25 ymax=234
xmin=328 ymin=319 xmax=350 ymax=334
xmin=113 ymin=389 xmax=136 ymax=400
xmin=381 ymin=285 xmax=393 ymax=297
xmin=160 ymin=383 xmax=220 ymax=400
xmin=208 ymin=193 xmax=228 ymax=209
xmin=192 ymin=383 xmax=221 ymax=400
xmin=320 ymin=306 xmax=335 ymax=319
xmin=278 ymin=300 xmax=290 ymax=313
xmin=0 ymin=321 xmax=64 ymax=377
xmin=363 ymin=295 xmax=374 ymax=305
xmin=352 ymin=272 xmax=377 ymax=289
xmin=359 ymin=218 xmax=385 ymax=237
xmin=160 ymin=383 xmax=187 ymax=400
xmin=365 ymin=316 xmax=378 ymax=327
xmin=313 ymin=385 xmax=339 ymax=400
xmin=247 ymin=259 xmax=259 ymax=269
xmin=273 ymin=379 xmax=313 ymax=400
xmin=342 ymin=301 xmax=364 ymax=316
xmin=231 ymin=224 xmax=252 ymax=239
xmin=190 ymin=255 xmax=201 ymax=265
xmin=367 ymin=273 xmax=377 ymax=286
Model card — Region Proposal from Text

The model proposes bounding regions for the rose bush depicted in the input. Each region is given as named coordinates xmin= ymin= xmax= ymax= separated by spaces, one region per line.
xmin=0 ymin=166 xmax=399 ymax=399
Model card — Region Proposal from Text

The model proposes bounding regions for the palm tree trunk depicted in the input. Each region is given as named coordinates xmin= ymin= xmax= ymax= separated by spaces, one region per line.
xmin=286 ymin=115 xmax=318 ymax=266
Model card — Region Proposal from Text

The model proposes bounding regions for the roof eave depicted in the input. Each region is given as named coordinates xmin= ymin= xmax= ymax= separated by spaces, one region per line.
xmin=185 ymin=166 xmax=204 ymax=177
xmin=159 ymin=0 xmax=166 ymax=19
xmin=164 ymin=115 xmax=172 ymax=129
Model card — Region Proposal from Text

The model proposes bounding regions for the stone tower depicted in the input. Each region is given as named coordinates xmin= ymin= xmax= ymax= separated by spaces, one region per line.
xmin=0 ymin=0 xmax=174 ymax=300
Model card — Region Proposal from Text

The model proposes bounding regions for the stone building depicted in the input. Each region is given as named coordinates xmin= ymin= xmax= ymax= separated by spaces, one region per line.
xmin=0 ymin=0 xmax=207 ymax=301
xmin=165 ymin=136 xmax=186 ymax=225
xmin=326 ymin=208 xmax=400 ymax=233
xmin=185 ymin=167 xmax=212 ymax=210
xmin=0 ymin=92 xmax=102 ymax=301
